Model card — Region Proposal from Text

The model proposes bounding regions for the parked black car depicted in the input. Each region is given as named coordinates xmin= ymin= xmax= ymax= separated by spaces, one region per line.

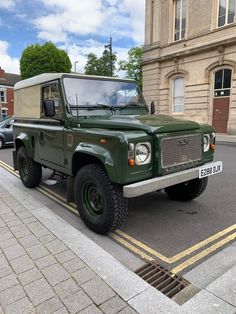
xmin=0 ymin=117 xmax=14 ymax=149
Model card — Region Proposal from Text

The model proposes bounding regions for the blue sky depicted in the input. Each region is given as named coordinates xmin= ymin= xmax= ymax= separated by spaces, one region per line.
xmin=0 ymin=0 xmax=145 ymax=74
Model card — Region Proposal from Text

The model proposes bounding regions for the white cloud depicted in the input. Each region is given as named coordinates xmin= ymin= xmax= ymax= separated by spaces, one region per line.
xmin=0 ymin=0 xmax=15 ymax=9
xmin=34 ymin=0 xmax=145 ymax=44
xmin=0 ymin=41 xmax=20 ymax=74
xmin=34 ymin=0 xmax=106 ymax=43
xmin=120 ymin=0 xmax=145 ymax=43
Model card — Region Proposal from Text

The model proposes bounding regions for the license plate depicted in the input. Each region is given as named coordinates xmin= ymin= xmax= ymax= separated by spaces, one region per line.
xmin=199 ymin=161 xmax=223 ymax=178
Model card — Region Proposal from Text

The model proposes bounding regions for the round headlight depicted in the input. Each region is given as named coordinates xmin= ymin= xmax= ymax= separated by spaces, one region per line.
xmin=203 ymin=134 xmax=210 ymax=152
xmin=135 ymin=143 xmax=151 ymax=165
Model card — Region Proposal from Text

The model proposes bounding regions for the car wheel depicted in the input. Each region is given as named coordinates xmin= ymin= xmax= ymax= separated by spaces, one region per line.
xmin=74 ymin=163 xmax=128 ymax=234
xmin=0 ymin=138 xmax=4 ymax=149
xmin=17 ymin=146 xmax=42 ymax=188
xmin=165 ymin=177 xmax=208 ymax=201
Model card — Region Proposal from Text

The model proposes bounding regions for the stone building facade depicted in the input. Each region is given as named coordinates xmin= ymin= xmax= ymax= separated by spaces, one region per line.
xmin=0 ymin=67 xmax=21 ymax=119
xmin=142 ymin=0 xmax=236 ymax=134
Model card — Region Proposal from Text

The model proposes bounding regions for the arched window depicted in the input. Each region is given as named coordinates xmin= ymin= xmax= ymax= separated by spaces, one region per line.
xmin=214 ymin=68 xmax=232 ymax=97
xmin=172 ymin=77 xmax=185 ymax=113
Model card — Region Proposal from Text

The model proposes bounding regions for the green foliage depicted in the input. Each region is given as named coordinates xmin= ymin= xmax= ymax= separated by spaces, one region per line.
xmin=119 ymin=46 xmax=143 ymax=89
xmin=84 ymin=50 xmax=117 ymax=77
xmin=20 ymin=42 xmax=72 ymax=79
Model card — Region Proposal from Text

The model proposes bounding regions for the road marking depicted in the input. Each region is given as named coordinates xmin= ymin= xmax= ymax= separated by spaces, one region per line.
xmin=110 ymin=233 xmax=154 ymax=261
xmin=171 ymin=232 xmax=236 ymax=274
xmin=1 ymin=159 xmax=236 ymax=272
xmin=115 ymin=224 xmax=236 ymax=263
xmin=169 ymin=224 xmax=236 ymax=263
xmin=114 ymin=230 xmax=170 ymax=263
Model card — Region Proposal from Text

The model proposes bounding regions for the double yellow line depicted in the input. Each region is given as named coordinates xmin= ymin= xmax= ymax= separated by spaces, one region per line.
xmin=0 ymin=159 xmax=235 ymax=274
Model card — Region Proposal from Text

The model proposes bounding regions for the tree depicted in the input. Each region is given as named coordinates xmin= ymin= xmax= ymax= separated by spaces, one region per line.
xmin=84 ymin=50 xmax=117 ymax=77
xmin=119 ymin=46 xmax=143 ymax=89
xmin=20 ymin=42 xmax=72 ymax=79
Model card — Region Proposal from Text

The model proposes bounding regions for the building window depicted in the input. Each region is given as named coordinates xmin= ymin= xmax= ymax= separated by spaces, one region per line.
xmin=218 ymin=0 xmax=235 ymax=27
xmin=0 ymin=89 xmax=7 ymax=103
xmin=172 ymin=77 xmax=185 ymax=113
xmin=174 ymin=0 xmax=186 ymax=41
xmin=214 ymin=69 xmax=232 ymax=97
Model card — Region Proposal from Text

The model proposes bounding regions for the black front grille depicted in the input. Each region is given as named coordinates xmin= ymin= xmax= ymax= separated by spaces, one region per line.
xmin=161 ymin=134 xmax=202 ymax=169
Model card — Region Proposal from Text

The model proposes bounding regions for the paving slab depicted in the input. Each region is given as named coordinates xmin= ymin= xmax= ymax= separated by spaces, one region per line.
xmin=81 ymin=277 xmax=116 ymax=305
xmin=206 ymin=265 xmax=236 ymax=307
xmin=128 ymin=287 xmax=180 ymax=314
xmin=181 ymin=290 xmax=236 ymax=313
xmin=24 ymin=278 xmax=55 ymax=306
xmin=62 ymin=290 xmax=92 ymax=314
xmin=0 ymin=284 xmax=26 ymax=307
xmin=4 ymin=297 xmax=34 ymax=314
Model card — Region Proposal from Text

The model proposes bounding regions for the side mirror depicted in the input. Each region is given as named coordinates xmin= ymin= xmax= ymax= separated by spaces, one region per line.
xmin=44 ymin=100 xmax=55 ymax=117
xmin=150 ymin=101 xmax=155 ymax=115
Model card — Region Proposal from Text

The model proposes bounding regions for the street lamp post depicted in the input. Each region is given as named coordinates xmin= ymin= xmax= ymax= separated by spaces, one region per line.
xmin=74 ymin=61 xmax=79 ymax=73
xmin=105 ymin=37 xmax=113 ymax=77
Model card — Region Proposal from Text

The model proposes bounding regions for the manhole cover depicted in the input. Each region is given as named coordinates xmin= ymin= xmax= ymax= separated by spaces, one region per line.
xmin=135 ymin=261 xmax=189 ymax=298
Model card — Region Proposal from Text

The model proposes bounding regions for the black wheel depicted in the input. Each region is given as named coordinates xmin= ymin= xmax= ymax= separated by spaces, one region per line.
xmin=17 ymin=146 xmax=42 ymax=188
xmin=0 ymin=138 xmax=4 ymax=149
xmin=74 ymin=163 xmax=128 ymax=234
xmin=165 ymin=177 xmax=208 ymax=201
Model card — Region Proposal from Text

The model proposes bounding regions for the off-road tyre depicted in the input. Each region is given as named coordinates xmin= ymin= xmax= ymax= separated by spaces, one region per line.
xmin=74 ymin=163 xmax=128 ymax=234
xmin=17 ymin=146 xmax=42 ymax=188
xmin=165 ymin=177 xmax=208 ymax=201
xmin=0 ymin=138 xmax=4 ymax=149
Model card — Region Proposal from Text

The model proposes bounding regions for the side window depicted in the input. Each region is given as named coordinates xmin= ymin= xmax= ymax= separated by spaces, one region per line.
xmin=42 ymin=83 xmax=63 ymax=118
xmin=172 ymin=77 xmax=185 ymax=113
xmin=174 ymin=0 xmax=186 ymax=41
xmin=218 ymin=0 xmax=235 ymax=27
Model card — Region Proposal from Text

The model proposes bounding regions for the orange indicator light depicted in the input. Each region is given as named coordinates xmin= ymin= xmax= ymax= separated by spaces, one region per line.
xmin=100 ymin=139 xmax=107 ymax=144
xmin=128 ymin=159 xmax=135 ymax=167
xmin=210 ymin=144 xmax=215 ymax=150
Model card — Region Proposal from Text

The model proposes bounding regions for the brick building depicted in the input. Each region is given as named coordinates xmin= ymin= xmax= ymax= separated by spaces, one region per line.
xmin=0 ymin=67 xmax=21 ymax=119
xmin=143 ymin=0 xmax=236 ymax=134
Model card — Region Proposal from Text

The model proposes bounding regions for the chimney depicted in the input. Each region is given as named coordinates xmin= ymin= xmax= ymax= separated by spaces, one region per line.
xmin=0 ymin=67 xmax=5 ymax=78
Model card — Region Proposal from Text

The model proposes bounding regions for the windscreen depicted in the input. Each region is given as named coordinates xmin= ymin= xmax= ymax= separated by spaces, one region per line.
xmin=63 ymin=77 xmax=146 ymax=116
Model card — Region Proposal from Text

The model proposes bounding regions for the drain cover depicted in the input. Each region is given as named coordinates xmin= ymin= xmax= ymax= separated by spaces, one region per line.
xmin=135 ymin=261 xmax=189 ymax=298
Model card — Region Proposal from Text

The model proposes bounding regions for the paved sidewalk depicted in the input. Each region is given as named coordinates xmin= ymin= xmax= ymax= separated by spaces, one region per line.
xmin=0 ymin=177 xmax=138 ymax=313
xmin=0 ymin=166 xmax=236 ymax=314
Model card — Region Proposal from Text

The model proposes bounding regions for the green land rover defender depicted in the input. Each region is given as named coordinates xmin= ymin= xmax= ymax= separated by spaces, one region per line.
xmin=13 ymin=73 xmax=222 ymax=234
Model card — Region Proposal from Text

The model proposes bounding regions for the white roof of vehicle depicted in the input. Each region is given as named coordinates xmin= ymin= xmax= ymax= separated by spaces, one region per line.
xmin=14 ymin=73 xmax=135 ymax=90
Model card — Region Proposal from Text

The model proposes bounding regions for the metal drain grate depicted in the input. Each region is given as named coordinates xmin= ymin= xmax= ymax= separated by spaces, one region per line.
xmin=135 ymin=261 xmax=189 ymax=298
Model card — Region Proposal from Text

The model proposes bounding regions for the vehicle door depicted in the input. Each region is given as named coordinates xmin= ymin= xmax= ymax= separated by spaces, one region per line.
xmin=37 ymin=82 xmax=65 ymax=167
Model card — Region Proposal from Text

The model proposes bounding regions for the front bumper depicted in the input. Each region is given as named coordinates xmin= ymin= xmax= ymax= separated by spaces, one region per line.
xmin=123 ymin=161 xmax=222 ymax=198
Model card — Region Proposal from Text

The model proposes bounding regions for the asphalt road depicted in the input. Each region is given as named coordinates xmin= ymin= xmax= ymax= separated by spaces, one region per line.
xmin=1 ymin=143 xmax=236 ymax=273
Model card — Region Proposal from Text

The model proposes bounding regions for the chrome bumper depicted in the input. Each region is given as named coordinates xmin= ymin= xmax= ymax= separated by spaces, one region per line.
xmin=123 ymin=161 xmax=222 ymax=198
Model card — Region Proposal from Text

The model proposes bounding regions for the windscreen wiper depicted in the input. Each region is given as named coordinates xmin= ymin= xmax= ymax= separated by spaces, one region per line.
xmin=87 ymin=104 xmax=112 ymax=110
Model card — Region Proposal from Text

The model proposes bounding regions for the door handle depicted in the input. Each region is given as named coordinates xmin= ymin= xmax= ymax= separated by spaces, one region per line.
xmin=40 ymin=132 xmax=44 ymax=141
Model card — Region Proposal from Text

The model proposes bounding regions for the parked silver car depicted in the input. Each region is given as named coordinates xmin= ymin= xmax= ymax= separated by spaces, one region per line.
xmin=0 ymin=117 xmax=14 ymax=149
